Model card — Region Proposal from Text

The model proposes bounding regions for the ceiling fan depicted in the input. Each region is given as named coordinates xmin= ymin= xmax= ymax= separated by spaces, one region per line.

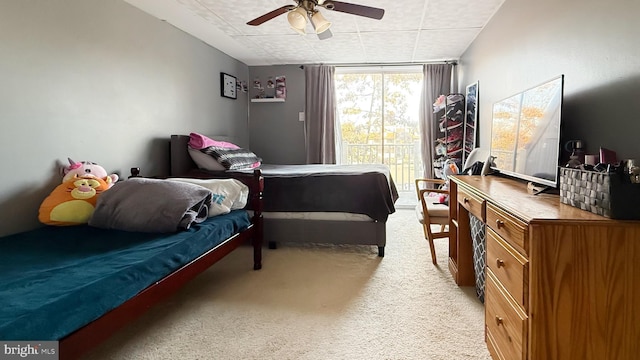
xmin=247 ymin=0 xmax=385 ymax=39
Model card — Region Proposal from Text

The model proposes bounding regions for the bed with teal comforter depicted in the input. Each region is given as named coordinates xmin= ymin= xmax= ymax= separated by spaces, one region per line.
xmin=0 ymin=210 xmax=250 ymax=341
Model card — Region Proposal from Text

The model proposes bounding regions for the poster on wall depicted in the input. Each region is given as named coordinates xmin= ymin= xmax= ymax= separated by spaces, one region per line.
xmin=275 ymin=76 xmax=286 ymax=99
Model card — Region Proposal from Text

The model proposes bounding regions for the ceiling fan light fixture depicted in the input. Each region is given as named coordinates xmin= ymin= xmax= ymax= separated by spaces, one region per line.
xmin=290 ymin=25 xmax=306 ymax=35
xmin=287 ymin=6 xmax=307 ymax=34
xmin=310 ymin=10 xmax=331 ymax=34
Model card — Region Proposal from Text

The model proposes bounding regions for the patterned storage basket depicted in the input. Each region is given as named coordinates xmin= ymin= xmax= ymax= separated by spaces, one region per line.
xmin=558 ymin=167 xmax=640 ymax=219
xmin=469 ymin=213 xmax=486 ymax=304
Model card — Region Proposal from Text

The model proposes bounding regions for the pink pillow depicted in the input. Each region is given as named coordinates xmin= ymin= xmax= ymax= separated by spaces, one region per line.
xmin=189 ymin=133 xmax=240 ymax=150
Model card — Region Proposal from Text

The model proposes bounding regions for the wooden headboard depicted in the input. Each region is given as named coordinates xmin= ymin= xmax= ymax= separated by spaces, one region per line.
xmin=170 ymin=135 xmax=195 ymax=177
xmin=169 ymin=134 xmax=241 ymax=177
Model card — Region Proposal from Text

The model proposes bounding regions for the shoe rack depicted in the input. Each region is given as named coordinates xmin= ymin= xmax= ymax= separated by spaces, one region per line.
xmin=433 ymin=93 xmax=465 ymax=178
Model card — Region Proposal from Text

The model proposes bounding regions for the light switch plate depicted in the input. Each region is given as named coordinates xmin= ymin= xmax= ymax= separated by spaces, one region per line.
xmin=298 ymin=112 xmax=305 ymax=122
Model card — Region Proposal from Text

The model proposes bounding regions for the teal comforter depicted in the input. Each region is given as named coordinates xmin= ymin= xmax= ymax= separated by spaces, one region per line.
xmin=0 ymin=210 xmax=250 ymax=340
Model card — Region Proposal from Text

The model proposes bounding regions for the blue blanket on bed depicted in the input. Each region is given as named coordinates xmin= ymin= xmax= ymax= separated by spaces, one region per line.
xmin=0 ymin=210 xmax=250 ymax=341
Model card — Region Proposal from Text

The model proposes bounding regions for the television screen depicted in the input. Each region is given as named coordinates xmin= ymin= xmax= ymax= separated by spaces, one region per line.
xmin=490 ymin=75 xmax=564 ymax=187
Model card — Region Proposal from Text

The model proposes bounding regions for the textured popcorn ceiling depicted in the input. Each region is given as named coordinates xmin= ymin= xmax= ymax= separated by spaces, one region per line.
xmin=124 ymin=0 xmax=505 ymax=65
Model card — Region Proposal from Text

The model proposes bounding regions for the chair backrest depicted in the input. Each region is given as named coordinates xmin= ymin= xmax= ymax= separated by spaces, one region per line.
xmin=462 ymin=148 xmax=490 ymax=173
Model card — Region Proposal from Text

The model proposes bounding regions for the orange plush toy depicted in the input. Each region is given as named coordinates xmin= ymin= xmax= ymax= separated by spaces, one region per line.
xmin=39 ymin=175 xmax=112 ymax=226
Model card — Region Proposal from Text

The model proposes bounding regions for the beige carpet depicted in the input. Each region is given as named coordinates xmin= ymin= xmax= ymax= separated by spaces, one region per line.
xmin=84 ymin=209 xmax=491 ymax=360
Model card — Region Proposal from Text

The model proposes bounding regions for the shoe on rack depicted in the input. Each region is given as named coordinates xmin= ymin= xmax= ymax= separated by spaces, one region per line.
xmin=446 ymin=127 xmax=463 ymax=142
xmin=447 ymin=141 xmax=463 ymax=153
xmin=446 ymin=107 xmax=463 ymax=117
xmin=447 ymin=94 xmax=464 ymax=103
xmin=433 ymin=156 xmax=447 ymax=168
xmin=439 ymin=118 xmax=463 ymax=132
xmin=464 ymin=144 xmax=474 ymax=152
xmin=465 ymin=131 xmax=475 ymax=142
xmin=432 ymin=95 xmax=446 ymax=112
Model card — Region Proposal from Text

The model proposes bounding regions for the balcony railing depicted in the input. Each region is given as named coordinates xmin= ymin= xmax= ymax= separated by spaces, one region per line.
xmin=341 ymin=142 xmax=422 ymax=193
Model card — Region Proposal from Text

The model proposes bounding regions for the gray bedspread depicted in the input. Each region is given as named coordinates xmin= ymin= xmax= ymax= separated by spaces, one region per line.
xmin=169 ymin=135 xmax=398 ymax=221
xmin=89 ymin=178 xmax=212 ymax=232
xmin=234 ymin=164 xmax=398 ymax=221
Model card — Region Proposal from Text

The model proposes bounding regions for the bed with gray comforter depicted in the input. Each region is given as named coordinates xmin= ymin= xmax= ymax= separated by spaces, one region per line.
xmin=170 ymin=134 xmax=398 ymax=256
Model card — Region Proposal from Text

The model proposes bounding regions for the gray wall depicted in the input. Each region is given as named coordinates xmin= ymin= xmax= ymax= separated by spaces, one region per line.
xmin=459 ymin=0 xmax=640 ymax=161
xmin=248 ymin=65 xmax=306 ymax=164
xmin=0 ymin=0 xmax=249 ymax=237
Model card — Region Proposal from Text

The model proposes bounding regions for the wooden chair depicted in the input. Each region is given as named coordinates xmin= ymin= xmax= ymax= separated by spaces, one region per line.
xmin=415 ymin=149 xmax=489 ymax=265
xmin=415 ymin=178 xmax=450 ymax=265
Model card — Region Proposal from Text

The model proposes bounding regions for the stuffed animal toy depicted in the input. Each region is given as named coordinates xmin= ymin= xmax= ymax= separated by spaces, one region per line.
xmin=62 ymin=158 xmax=118 ymax=188
xmin=39 ymin=174 xmax=111 ymax=226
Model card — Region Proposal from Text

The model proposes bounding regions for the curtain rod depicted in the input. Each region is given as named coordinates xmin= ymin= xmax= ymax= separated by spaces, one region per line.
xmin=298 ymin=60 xmax=457 ymax=69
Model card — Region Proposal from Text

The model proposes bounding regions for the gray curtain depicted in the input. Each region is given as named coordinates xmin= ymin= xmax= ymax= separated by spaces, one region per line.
xmin=304 ymin=65 xmax=336 ymax=164
xmin=419 ymin=64 xmax=453 ymax=178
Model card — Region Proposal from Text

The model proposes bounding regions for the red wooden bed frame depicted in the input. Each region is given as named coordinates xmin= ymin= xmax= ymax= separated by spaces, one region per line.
xmin=58 ymin=169 xmax=264 ymax=359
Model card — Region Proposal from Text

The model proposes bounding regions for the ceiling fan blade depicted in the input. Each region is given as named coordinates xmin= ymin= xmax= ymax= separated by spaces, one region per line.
xmin=317 ymin=28 xmax=333 ymax=40
xmin=324 ymin=1 xmax=385 ymax=20
xmin=247 ymin=5 xmax=294 ymax=26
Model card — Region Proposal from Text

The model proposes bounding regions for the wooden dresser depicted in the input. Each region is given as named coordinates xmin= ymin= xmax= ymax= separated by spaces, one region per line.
xmin=448 ymin=175 xmax=640 ymax=360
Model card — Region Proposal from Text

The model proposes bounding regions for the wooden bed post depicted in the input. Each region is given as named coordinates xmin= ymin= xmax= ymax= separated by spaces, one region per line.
xmin=252 ymin=169 xmax=264 ymax=270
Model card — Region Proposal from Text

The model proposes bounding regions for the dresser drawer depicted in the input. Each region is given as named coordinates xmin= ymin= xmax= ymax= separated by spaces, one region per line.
xmin=486 ymin=327 xmax=506 ymax=360
xmin=486 ymin=228 xmax=528 ymax=310
xmin=458 ymin=186 xmax=486 ymax=221
xmin=485 ymin=271 xmax=527 ymax=360
xmin=486 ymin=203 xmax=528 ymax=254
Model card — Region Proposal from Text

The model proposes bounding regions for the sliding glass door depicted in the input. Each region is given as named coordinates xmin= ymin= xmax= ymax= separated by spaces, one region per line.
xmin=335 ymin=66 xmax=423 ymax=207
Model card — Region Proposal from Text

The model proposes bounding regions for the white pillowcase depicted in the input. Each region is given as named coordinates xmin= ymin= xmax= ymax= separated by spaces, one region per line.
xmin=168 ymin=178 xmax=249 ymax=217
xmin=188 ymin=146 xmax=226 ymax=171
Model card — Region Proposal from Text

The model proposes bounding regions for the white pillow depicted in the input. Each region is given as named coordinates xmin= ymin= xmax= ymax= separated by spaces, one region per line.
xmin=168 ymin=178 xmax=249 ymax=217
xmin=188 ymin=147 xmax=226 ymax=171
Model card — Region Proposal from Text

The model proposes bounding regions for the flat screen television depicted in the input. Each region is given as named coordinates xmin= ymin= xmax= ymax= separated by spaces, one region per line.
xmin=489 ymin=75 xmax=564 ymax=187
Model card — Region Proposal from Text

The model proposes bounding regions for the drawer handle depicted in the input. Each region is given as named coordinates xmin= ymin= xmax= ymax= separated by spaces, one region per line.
xmin=495 ymin=316 xmax=504 ymax=326
xmin=463 ymin=197 xmax=470 ymax=203
xmin=496 ymin=258 xmax=505 ymax=268
xmin=495 ymin=219 xmax=505 ymax=229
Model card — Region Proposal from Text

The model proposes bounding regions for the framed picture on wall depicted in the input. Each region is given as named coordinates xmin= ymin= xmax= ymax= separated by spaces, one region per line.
xmin=220 ymin=72 xmax=237 ymax=99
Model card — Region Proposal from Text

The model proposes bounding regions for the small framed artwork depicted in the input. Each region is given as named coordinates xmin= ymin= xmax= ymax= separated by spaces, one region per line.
xmin=220 ymin=72 xmax=237 ymax=99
